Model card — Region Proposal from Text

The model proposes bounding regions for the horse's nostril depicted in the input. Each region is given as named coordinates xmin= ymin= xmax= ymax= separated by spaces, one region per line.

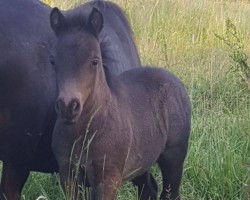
xmin=70 ymin=99 xmax=81 ymax=114
xmin=55 ymin=99 xmax=64 ymax=114
xmin=55 ymin=98 xmax=81 ymax=123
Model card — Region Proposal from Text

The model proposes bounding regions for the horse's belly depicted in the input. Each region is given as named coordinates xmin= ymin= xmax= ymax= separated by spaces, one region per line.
xmin=122 ymin=157 xmax=152 ymax=181
xmin=122 ymin=143 xmax=165 ymax=181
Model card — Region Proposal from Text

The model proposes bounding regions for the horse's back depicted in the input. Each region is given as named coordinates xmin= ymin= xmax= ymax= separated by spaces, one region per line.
xmin=120 ymin=66 xmax=188 ymax=96
xmin=0 ymin=0 xmax=51 ymax=51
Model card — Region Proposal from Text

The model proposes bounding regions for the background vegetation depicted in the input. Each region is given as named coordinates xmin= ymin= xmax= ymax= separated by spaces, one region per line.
xmin=1 ymin=0 xmax=250 ymax=199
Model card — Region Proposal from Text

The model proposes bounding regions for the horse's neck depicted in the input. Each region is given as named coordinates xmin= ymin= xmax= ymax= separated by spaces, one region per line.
xmin=79 ymin=86 xmax=114 ymax=138
xmin=81 ymin=70 xmax=113 ymax=117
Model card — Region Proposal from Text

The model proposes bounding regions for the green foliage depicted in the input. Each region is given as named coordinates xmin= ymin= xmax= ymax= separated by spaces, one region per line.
xmin=215 ymin=19 xmax=250 ymax=90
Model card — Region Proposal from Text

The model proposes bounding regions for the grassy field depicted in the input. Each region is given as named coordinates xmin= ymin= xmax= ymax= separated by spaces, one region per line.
xmin=1 ymin=0 xmax=250 ymax=199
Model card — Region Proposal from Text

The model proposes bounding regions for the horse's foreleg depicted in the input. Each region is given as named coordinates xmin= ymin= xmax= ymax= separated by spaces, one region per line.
xmin=91 ymin=164 xmax=122 ymax=200
xmin=0 ymin=161 xmax=30 ymax=200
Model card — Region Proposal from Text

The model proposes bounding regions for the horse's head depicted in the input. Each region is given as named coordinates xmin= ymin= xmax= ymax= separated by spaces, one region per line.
xmin=50 ymin=7 xmax=104 ymax=124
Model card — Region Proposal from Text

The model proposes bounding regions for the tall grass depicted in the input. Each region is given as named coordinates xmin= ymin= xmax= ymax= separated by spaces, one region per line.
xmin=1 ymin=0 xmax=249 ymax=199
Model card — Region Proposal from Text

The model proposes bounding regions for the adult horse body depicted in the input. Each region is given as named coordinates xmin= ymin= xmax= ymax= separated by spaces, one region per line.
xmin=0 ymin=0 xmax=56 ymax=199
xmin=0 ymin=0 xmax=143 ymax=199
xmin=51 ymin=7 xmax=191 ymax=200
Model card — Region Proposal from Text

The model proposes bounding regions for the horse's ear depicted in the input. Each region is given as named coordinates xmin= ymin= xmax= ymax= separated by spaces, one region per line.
xmin=50 ymin=7 xmax=65 ymax=36
xmin=87 ymin=7 xmax=103 ymax=37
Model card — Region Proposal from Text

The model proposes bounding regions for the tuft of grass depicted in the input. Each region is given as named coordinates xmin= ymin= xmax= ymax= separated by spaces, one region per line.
xmin=215 ymin=18 xmax=250 ymax=90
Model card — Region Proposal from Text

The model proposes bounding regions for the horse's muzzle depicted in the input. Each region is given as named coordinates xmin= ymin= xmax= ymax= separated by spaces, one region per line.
xmin=55 ymin=98 xmax=81 ymax=124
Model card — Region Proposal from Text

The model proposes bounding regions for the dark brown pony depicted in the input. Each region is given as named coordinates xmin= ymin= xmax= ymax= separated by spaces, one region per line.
xmin=50 ymin=7 xmax=191 ymax=200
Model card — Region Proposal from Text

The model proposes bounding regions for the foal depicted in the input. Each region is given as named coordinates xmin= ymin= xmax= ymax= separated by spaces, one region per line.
xmin=51 ymin=7 xmax=191 ymax=200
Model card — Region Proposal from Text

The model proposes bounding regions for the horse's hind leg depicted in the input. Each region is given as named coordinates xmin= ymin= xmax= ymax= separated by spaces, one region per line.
xmin=132 ymin=171 xmax=158 ymax=200
xmin=157 ymin=144 xmax=188 ymax=200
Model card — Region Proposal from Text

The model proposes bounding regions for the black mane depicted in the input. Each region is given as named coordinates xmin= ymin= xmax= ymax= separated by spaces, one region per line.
xmin=60 ymin=0 xmax=141 ymax=75
xmin=63 ymin=1 xmax=133 ymax=34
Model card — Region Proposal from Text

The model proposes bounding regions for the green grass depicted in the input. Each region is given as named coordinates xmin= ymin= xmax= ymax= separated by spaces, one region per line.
xmin=1 ymin=0 xmax=250 ymax=199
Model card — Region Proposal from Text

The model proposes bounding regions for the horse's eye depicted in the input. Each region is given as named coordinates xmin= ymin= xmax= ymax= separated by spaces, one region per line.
xmin=92 ymin=59 xmax=99 ymax=66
